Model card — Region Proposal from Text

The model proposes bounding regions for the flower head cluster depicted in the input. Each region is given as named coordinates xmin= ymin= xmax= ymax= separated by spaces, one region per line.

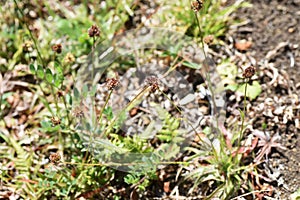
xmin=145 ymin=76 xmax=159 ymax=92
xmin=106 ymin=77 xmax=119 ymax=90
xmin=243 ymin=66 xmax=256 ymax=78
xmin=51 ymin=116 xmax=61 ymax=126
xmin=23 ymin=40 xmax=33 ymax=53
xmin=52 ymin=44 xmax=62 ymax=54
xmin=88 ymin=24 xmax=101 ymax=38
xmin=72 ymin=106 xmax=84 ymax=118
xmin=203 ymin=35 xmax=214 ymax=45
xmin=191 ymin=0 xmax=204 ymax=12
xmin=49 ymin=152 xmax=61 ymax=164
xmin=64 ymin=52 xmax=75 ymax=64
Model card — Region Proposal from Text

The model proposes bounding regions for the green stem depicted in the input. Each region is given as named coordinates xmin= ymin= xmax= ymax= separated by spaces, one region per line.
xmin=91 ymin=36 xmax=96 ymax=80
xmin=13 ymin=0 xmax=57 ymax=117
xmin=13 ymin=0 xmax=45 ymax=66
xmin=104 ymin=86 xmax=150 ymax=136
xmin=58 ymin=131 xmax=64 ymax=162
xmin=0 ymin=92 xmax=4 ymax=125
xmin=61 ymin=94 xmax=71 ymax=125
xmin=194 ymin=13 xmax=206 ymax=58
xmin=98 ymin=89 xmax=113 ymax=125
xmin=237 ymin=80 xmax=248 ymax=151
xmin=194 ymin=12 xmax=219 ymax=133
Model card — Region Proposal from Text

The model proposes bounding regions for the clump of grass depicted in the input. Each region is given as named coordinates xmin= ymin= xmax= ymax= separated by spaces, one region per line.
xmin=154 ymin=0 xmax=251 ymax=39
xmin=183 ymin=2 xmax=261 ymax=199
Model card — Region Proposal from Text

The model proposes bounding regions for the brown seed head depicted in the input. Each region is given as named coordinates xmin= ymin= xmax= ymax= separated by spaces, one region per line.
xmin=51 ymin=116 xmax=61 ymax=126
xmin=243 ymin=66 xmax=256 ymax=78
xmin=49 ymin=152 xmax=61 ymax=164
xmin=203 ymin=35 xmax=214 ymax=45
xmin=146 ymin=76 xmax=159 ymax=92
xmin=106 ymin=77 xmax=119 ymax=90
xmin=72 ymin=107 xmax=84 ymax=118
xmin=64 ymin=52 xmax=75 ymax=64
xmin=57 ymin=90 xmax=64 ymax=98
xmin=52 ymin=44 xmax=62 ymax=54
xmin=23 ymin=40 xmax=34 ymax=53
xmin=191 ymin=0 xmax=203 ymax=12
xmin=88 ymin=24 xmax=101 ymax=38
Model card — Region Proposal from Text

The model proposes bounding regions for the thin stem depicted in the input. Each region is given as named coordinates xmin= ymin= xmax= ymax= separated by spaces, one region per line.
xmin=0 ymin=106 xmax=2 ymax=122
xmin=58 ymin=131 xmax=64 ymax=162
xmin=98 ymin=89 xmax=113 ymax=125
xmin=85 ymin=89 xmax=113 ymax=158
xmin=13 ymin=0 xmax=56 ymax=116
xmin=83 ymin=36 xmax=98 ymax=164
xmin=13 ymin=0 xmax=44 ymax=66
xmin=194 ymin=13 xmax=207 ymax=59
xmin=194 ymin=11 xmax=219 ymax=133
xmin=104 ymin=86 xmax=150 ymax=136
xmin=237 ymin=80 xmax=248 ymax=151
xmin=91 ymin=36 xmax=96 ymax=80
xmin=61 ymin=94 xmax=71 ymax=125
xmin=159 ymin=89 xmax=198 ymax=136
xmin=0 ymin=92 xmax=5 ymax=127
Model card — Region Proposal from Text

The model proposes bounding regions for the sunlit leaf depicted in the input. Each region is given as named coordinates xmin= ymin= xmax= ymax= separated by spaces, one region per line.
xmin=45 ymin=68 xmax=53 ymax=83
xmin=37 ymin=65 xmax=44 ymax=79
xmin=29 ymin=64 xmax=36 ymax=74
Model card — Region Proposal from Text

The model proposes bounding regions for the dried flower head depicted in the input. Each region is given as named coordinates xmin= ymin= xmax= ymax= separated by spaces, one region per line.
xmin=72 ymin=106 xmax=84 ymax=118
xmin=243 ymin=66 xmax=256 ymax=78
xmin=106 ymin=77 xmax=119 ymax=90
xmin=23 ymin=40 xmax=34 ymax=53
xmin=49 ymin=152 xmax=61 ymax=164
xmin=51 ymin=116 xmax=61 ymax=126
xmin=191 ymin=0 xmax=203 ymax=12
xmin=146 ymin=76 xmax=159 ymax=92
xmin=203 ymin=35 xmax=214 ymax=45
xmin=63 ymin=52 xmax=75 ymax=64
xmin=57 ymin=90 xmax=64 ymax=98
xmin=52 ymin=44 xmax=62 ymax=54
xmin=88 ymin=24 xmax=101 ymax=38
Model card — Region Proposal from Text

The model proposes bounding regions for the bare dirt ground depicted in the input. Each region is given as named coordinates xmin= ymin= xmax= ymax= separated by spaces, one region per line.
xmin=232 ymin=0 xmax=300 ymax=198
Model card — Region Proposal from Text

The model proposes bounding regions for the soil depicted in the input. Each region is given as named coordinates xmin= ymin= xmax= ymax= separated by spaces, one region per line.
xmin=232 ymin=0 xmax=300 ymax=198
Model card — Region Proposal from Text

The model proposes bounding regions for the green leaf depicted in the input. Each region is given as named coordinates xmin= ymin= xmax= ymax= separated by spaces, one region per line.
xmin=237 ymin=81 xmax=262 ymax=100
xmin=89 ymin=85 xmax=97 ymax=96
xmin=29 ymin=64 xmax=36 ymax=74
xmin=183 ymin=61 xmax=201 ymax=69
xmin=40 ymin=120 xmax=51 ymax=128
xmin=291 ymin=188 xmax=300 ymax=200
xmin=66 ymin=93 xmax=72 ymax=105
xmin=53 ymin=74 xmax=62 ymax=87
xmin=40 ymin=120 xmax=60 ymax=132
xmin=114 ymin=110 xmax=127 ymax=130
xmin=73 ymin=87 xmax=80 ymax=100
xmin=238 ymin=108 xmax=245 ymax=120
xmin=45 ymin=68 xmax=53 ymax=83
xmin=225 ymin=83 xmax=238 ymax=91
xmin=36 ymin=65 xmax=44 ymax=79
xmin=54 ymin=62 xmax=64 ymax=80
xmin=82 ymin=84 xmax=89 ymax=98
xmin=103 ymin=107 xmax=113 ymax=120
xmin=1 ymin=92 xmax=13 ymax=100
